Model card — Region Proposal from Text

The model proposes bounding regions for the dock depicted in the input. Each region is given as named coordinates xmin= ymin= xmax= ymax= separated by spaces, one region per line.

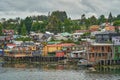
xmin=3 ymin=56 xmax=67 ymax=63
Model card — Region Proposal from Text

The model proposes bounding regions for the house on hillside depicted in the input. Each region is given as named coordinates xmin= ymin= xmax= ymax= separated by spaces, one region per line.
xmin=30 ymin=32 xmax=43 ymax=42
xmin=54 ymin=34 xmax=68 ymax=41
xmin=89 ymin=25 xmax=100 ymax=32
xmin=72 ymin=33 xmax=83 ymax=42
xmin=88 ymin=43 xmax=113 ymax=62
xmin=95 ymin=31 xmax=120 ymax=43
xmin=112 ymin=36 xmax=120 ymax=60
xmin=42 ymin=43 xmax=75 ymax=57
xmin=60 ymin=32 xmax=71 ymax=38
xmin=2 ymin=29 xmax=14 ymax=36
xmin=41 ymin=32 xmax=53 ymax=42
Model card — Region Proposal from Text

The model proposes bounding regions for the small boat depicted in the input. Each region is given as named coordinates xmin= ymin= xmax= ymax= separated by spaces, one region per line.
xmin=77 ymin=59 xmax=93 ymax=67
xmin=88 ymin=67 xmax=96 ymax=72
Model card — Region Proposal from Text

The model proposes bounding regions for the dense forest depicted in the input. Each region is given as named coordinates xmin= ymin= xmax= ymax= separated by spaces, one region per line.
xmin=0 ymin=11 xmax=120 ymax=35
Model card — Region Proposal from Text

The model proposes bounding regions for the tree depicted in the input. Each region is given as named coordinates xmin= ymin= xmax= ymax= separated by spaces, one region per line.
xmin=32 ymin=21 xmax=39 ymax=31
xmin=46 ymin=16 xmax=61 ymax=33
xmin=21 ymin=24 xmax=27 ymax=36
xmin=116 ymin=14 xmax=120 ymax=20
xmin=40 ymin=21 xmax=48 ymax=33
xmin=113 ymin=20 xmax=120 ymax=33
xmin=108 ymin=12 xmax=113 ymax=23
xmin=0 ymin=23 xmax=3 ymax=36
xmin=24 ymin=17 xmax=33 ymax=34
xmin=51 ymin=11 xmax=67 ymax=22
xmin=89 ymin=15 xmax=98 ymax=25
xmin=64 ymin=19 xmax=72 ymax=32
xmin=16 ymin=37 xmax=32 ymax=41
xmin=80 ymin=14 xmax=86 ymax=25
xmin=81 ymin=32 xmax=91 ymax=38
xmin=98 ymin=15 xmax=106 ymax=24
xmin=46 ymin=11 xmax=68 ymax=33
xmin=85 ymin=19 xmax=90 ymax=29
xmin=17 ymin=20 xmax=23 ymax=35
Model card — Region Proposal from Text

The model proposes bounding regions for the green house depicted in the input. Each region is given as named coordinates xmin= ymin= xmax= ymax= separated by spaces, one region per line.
xmin=114 ymin=46 xmax=120 ymax=60
xmin=112 ymin=36 xmax=120 ymax=60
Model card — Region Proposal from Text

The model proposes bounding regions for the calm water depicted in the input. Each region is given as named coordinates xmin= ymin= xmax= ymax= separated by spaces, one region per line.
xmin=0 ymin=63 xmax=120 ymax=80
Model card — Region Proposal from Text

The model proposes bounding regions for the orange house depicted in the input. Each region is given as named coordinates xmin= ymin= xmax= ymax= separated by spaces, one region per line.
xmin=28 ymin=46 xmax=37 ymax=51
xmin=89 ymin=25 xmax=100 ymax=32
xmin=42 ymin=43 xmax=75 ymax=56
xmin=4 ymin=45 xmax=38 ymax=57
xmin=105 ymin=26 xmax=115 ymax=31
xmin=56 ymin=51 xmax=65 ymax=57
xmin=88 ymin=43 xmax=113 ymax=62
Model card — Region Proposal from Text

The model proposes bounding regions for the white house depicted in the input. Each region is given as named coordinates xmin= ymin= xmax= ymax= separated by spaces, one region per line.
xmin=112 ymin=36 xmax=120 ymax=45
xmin=72 ymin=33 xmax=83 ymax=42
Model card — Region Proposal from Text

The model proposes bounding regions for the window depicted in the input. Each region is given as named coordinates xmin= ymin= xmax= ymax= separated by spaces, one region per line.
xmin=115 ymin=47 xmax=118 ymax=52
xmin=92 ymin=54 xmax=94 ymax=57
xmin=99 ymin=53 xmax=101 ymax=57
xmin=102 ymin=47 xmax=104 ymax=52
xmin=97 ymin=35 xmax=102 ymax=38
xmin=103 ymin=35 xmax=109 ymax=38
xmin=102 ymin=53 xmax=105 ymax=56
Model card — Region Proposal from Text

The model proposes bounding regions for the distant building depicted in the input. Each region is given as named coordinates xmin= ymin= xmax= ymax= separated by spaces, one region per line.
xmin=0 ymin=18 xmax=6 ymax=23
xmin=54 ymin=34 xmax=68 ymax=41
xmin=105 ymin=26 xmax=115 ymax=32
xmin=41 ymin=33 xmax=53 ymax=42
xmin=88 ymin=43 xmax=113 ymax=62
xmin=95 ymin=31 xmax=120 ymax=43
xmin=89 ymin=25 xmax=100 ymax=32
xmin=42 ymin=43 xmax=75 ymax=56
xmin=72 ymin=33 xmax=83 ymax=42
xmin=112 ymin=36 xmax=120 ymax=60
xmin=2 ymin=29 xmax=14 ymax=36
xmin=91 ymin=31 xmax=101 ymax=37
xmin=2 ymin=29 xmax=14 ymax=43
xmin=30 ymin=32 xmax=43 ymax=42
xmin=60 ymin=32 xmax=71 ymax=38
xmin=75 ymin=30 xmax=90 ymax=33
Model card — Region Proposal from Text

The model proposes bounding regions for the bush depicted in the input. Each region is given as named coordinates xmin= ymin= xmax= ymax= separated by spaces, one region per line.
xmin=16 ymin=37 xmax=32 ymax=42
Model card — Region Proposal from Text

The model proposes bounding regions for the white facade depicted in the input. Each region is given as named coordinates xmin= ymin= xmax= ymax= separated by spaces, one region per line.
xmin=72 ymin=33 xmax=83 ymax=41
xmin=112 ymin=36 xmax=120 ymax=45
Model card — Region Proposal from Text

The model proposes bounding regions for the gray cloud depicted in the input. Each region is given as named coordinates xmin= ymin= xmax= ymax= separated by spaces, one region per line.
xmin=0 ymin=0 xmax=120 ymax=19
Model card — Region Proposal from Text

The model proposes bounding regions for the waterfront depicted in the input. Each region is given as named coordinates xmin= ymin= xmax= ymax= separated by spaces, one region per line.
xmin=0 ymin=63 xmax=120 ymax=80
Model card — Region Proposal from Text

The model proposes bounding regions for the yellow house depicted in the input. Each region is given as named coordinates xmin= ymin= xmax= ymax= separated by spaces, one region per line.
xmin=28 ymin=46 xmax=37 ymax=51
xmin=4 ymin=45 xmax=38 ymax=57
xmin=42 ymin=43 xmax=75 ymax=56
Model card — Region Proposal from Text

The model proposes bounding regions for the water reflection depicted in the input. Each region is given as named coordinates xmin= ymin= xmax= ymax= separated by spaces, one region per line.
xmin=2 ymin=63 xmax=78 ymax=71
xmin=95 ymin=66 xmax=120 ymax=74
xmin=0 ymin=63 xmax=120 ymax=80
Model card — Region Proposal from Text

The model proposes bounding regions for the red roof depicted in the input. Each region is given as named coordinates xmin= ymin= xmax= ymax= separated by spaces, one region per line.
xmin=105 ymin=26 xmax=115 ymax=31
xmin=59 ymin=43 xmax=75 ymax=46
xmin=75 ymin=30 xmax=90 ymax=33
xmin=47 ymin=43 xmax=75 ymax=47
xmin=7 ymin=44 xmax=16 ymax=46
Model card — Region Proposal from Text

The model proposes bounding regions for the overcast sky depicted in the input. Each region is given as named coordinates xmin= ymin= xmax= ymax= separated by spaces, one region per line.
xmin=0 ymin=0 xmax=120 ymax=19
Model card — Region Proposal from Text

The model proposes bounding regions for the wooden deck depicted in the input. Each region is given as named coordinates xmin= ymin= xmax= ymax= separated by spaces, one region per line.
xmin=3 ymin=56 xmax=67 ymax=63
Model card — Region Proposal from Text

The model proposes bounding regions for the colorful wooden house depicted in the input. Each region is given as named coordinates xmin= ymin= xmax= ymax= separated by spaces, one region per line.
xmin=4 ymin=45 xmax=39 ymax=57
xmin=89 ymin=25 xmax=100 ymax=32
xmin=2 ymin=29 xmax=14 ymax=36
xmin=42 ymin=43 xmax=75 ymax=57
xmin=88 ymin=43 xmax=113 ymax=62
xmin=112 ymin=36 xmax=120 ymax=60
xmin=55 ymin=50 xmax=65 ymax=57
xmin=95 ymin=31 xmax=120 ymax=43
xmin=0 ymin=49 xmax=4 ymax=56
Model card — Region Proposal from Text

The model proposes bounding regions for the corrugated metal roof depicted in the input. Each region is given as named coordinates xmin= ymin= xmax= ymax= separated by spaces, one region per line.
xmin=61 ymin=32 xmax=71 ymax=36
xmin=91 ymin=43 xmax=113 ymax=46
xmin=46 ymin=43 xmax=75 ymax=47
